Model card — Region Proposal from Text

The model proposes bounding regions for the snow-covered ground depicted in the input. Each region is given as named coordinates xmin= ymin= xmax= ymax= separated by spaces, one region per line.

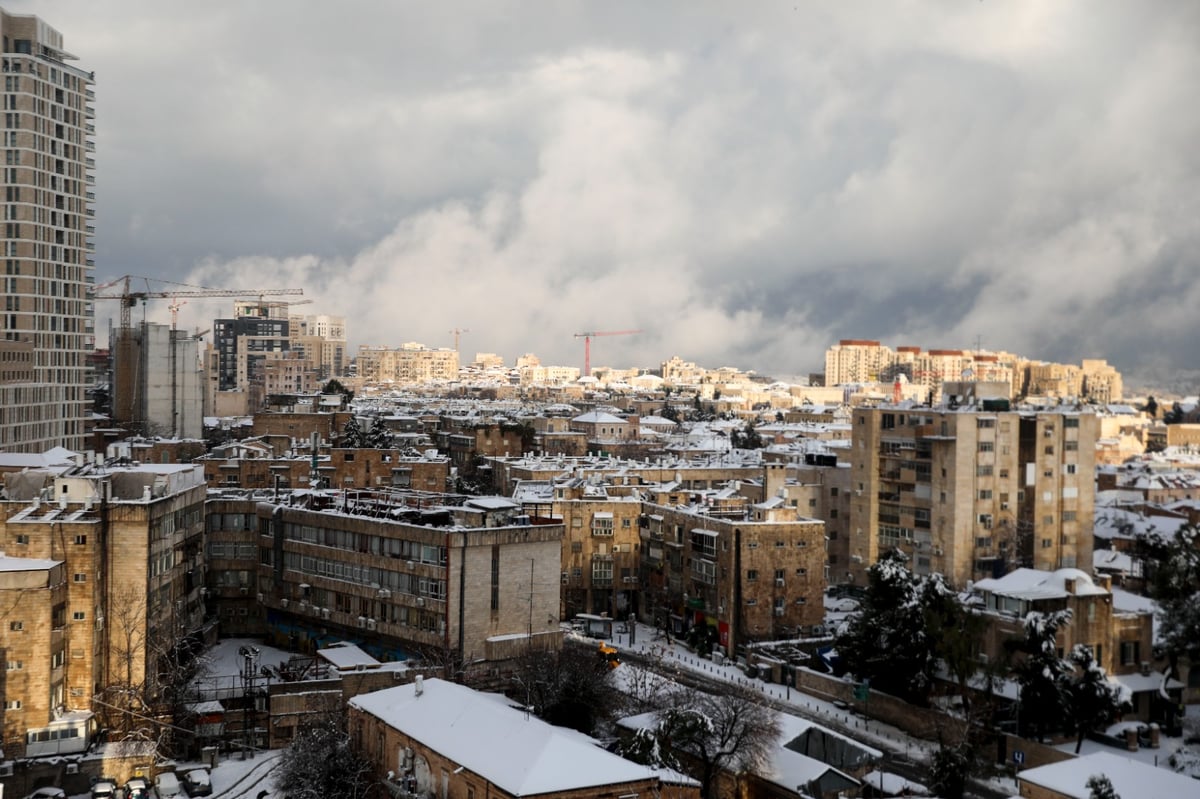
xmin=1053 ymin=707 xmax=1200 ymax=780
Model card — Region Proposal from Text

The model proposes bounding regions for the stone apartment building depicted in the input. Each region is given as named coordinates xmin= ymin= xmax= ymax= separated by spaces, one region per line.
xmin=356 ymin=343 xmax=459 ymax=385
xmin=196 ymin=443 xmax=450 ymax=494
xmin=640 ymin=502 xmax=827 ymax=650
xmin=849 ymin=404 xmax=1097 ymax=588
xmin=204 ymin=492 xmax=563 ymax=678
xmin=0 ymin=461 xmax=208 ymax=758
xmin=970 ymin=568 xmax=1174 ymax=724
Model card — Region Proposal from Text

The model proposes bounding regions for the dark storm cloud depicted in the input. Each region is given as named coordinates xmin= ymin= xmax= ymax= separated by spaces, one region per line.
xmin=13 ymin=1 xmax=1200 ymax=382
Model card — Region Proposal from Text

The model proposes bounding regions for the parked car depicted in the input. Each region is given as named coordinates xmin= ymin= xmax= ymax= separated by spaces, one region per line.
xmin=183 ymin=767 xmax=212 ymax=797
xmin=124 ymin=777 xmax=152 ymax=799
xmin=156 ymin=771 xmax=187 ymax=799
xmin=90 ymin=781 xmax=118 ymax=799
xmin=22 ymin=788 xmax=66 ymax=799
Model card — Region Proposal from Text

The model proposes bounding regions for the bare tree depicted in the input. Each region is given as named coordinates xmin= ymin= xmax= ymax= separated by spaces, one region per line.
xmin=509 ymin=642 xmax=623 ymax=736
xmin=643 ymin=687 xmax=781 ymax=799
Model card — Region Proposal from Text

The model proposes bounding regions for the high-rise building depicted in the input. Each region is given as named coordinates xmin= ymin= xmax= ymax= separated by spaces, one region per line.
xmin=848 ymin=403 xmax=1096 ymax=588
xmin=0 ymin=10 xmax=94 ymax=451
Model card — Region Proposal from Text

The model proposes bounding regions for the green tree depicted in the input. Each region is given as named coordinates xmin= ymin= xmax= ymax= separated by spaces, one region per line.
xmin=835 ymin=551 xmax=939 ymax=704
xmin=1136 ymin=524 xmax=1200 ymax=679
xmin=1065 ymin=645 xmax=1130 ymax=753
xmin=341 ymin=416 xmax=366 ymax=448
xmin=322 ymin=378 xmax=354 ymax=404
xmin=274 ymin=712 xmax=378 ymax=799
xmin=366 ymin=417 xmax=393 ymax=449
xmin=1009 ymin=610 xmax=1073 ymax=741
xmin=928 ymin=740 xmax=972 ymax=799
xmin=1086 ymin=773 xmax=1120 ymax=799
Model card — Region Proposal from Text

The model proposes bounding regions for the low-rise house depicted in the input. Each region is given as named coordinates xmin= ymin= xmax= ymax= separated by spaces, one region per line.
xmin=350 ymin=677 xmax=699 ymax=799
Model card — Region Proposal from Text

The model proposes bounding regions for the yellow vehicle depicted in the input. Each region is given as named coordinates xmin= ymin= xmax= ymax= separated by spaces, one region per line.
xmin=598 ymin=642 xmax=620 ymax=669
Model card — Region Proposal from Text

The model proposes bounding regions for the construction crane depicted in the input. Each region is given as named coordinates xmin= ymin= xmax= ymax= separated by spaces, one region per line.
xmin=449 ymin=327 xmax=470 ymax=352
xmin=573 ymin=329 xmax=642 ymax=376
xmin=91 ymin=275 xmax=305 ymax=330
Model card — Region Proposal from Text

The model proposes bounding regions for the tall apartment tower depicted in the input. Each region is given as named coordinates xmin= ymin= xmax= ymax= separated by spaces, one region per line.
xmin=848 ymin=403 xmax=1096 ymax=588
xmin=0 ymin=11 xmax=94 ymax=452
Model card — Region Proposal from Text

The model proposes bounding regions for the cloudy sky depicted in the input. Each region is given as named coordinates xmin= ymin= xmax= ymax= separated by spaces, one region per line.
xmin=15 ymin=1 xmax=1200 ymax=383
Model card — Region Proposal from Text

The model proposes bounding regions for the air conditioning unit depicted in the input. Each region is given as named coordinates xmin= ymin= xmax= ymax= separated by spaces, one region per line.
xmin=774 ymin=608 xmax=784 ymax=617
xmin=357 ymin=616 xmax=367 ymax=628
xmin=256 ymin=592 xmax=264 ymax=603
xmin=321 ymin=608 xmax=331 ymax=620
xmin=298 ymin=601 xmax=308 ymax=612
xmin=933 ymin=547 xmax=944 ymax=556
xmin=1140 ymin=662 xmax=1151 ymax=676
xmin=367 ymin=618 xmax=377 ymax=631
xmin=0 ymin=764 xmax=12 ymax=777
xmin=417 ymin=597 xmax=425 ymax=607
xmin=775 ymin=578 xmax=785 ymax=587
xmin=280 ymin=598 xmax=289 ymax=608
xmin=612 ymin=545 xmax=622 ymax=553
xmin=239 ymin=586 xmax=249 ymax=596
xmin=378 ymin=588 xmax=391 ymax=599
xmin=66 ymin=763 xmax=79 ymax=774
xmin=394 ymin=670 xmax=406 ymax=681
xmin=311 ymin=604 xmax=322 ymax=617
xmin=854 ymin=489 xmax=862 ymax=497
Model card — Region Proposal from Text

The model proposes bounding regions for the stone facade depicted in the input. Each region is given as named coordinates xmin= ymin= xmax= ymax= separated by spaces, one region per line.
xmin=849 ymin=405 xmax=1096 ymax=587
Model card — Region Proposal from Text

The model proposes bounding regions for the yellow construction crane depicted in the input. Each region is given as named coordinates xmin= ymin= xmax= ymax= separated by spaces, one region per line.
xmin=91 ymin=275 xmax=305 ymax=330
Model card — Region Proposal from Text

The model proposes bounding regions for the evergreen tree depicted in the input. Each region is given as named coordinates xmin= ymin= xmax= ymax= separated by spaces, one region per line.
xmin=1065 ymin=645 xmax=1129 ymax=753
xmin=836 ymin=551 xmax=937 ymax=704
xmin=1010 ymin=610 xmax=1074 ymax=741
xmin=1086 ymin=774 xmax=1120 ymax=799
xmin=341 ymin=416 xmax=366 ymax=448
xmin=1136 ymin=524 xmax=1200 ymax=679
xmin=321 ymin=378 xmax=354 ymax=404
xmin=366 ymin=417 xmax=393 ymax=449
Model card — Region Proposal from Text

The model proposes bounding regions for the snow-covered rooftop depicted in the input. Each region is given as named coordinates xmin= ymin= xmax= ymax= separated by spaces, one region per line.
xmin=1018 ymin=750 xmax=1199 ymax=798
xmin=973 ymin=568 xmax=1109 ymax=601
xmin=351 ymin=678 xmax=695 ymax=795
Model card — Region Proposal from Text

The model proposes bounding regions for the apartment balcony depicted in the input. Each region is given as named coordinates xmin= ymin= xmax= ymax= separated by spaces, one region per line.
xmin=85 ymin=123 xmax=95 ymax=135
xmin=86 ymin=89 xmax=96 ymax=101
xmin=85 ymin=158 xmax=95 ymax=169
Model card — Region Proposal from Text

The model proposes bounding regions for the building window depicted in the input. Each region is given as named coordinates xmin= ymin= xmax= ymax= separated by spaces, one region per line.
xmin=73 ymin=573 xmax=86 ymax=583
xmin=1062 ymin=511 xmax=1077 ymax=522
xmin=1120 ymin=640 xmax=1140 ymax=666
xmin=1064 ymin=417 xmax=1079 ymax=428
xmin=5 ymin=660 xmax=22 ymax=670
xmin=978 ymin=442 xmax=994 ymax=453
xmin=1041 ymin=538 xmax=1053 ymax=548
xmin=977 ymin=418 xmax=995 ymax=429
xmin=72 ymin=611 xmax=85 ymax=621
xmin=14 ymin=534 xmax=28 ymax=544
xmin=977 ymin=465 xmax=993 ymax=477
xmin=5 ymin=700 xmax=20 ymax=710
xmin=570 ymin=541 xmax=583 ymax=553
xmin=490 ymin=545 xmax=499 ymax=612
xmin=978 ymin=514 xmax=993 ymax=529
xmin=1065 ymin=464 xmax=1078 ymax=475
xmin=74 ymin=534 xmax=86 ymax=545
xmin=8 ymin=621 xmax=22 ymax=631
xmin=978 ymin=489 xmax=992 ymax=500
xmin=746 ymin=569 xmax=759 ymax=582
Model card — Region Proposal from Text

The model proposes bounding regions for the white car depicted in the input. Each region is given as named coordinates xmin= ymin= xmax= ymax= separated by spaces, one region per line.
xmin=156 ymin=771 xmax=188 ymax=799
xmin=23 ymin=789 xmax=66 ymax=799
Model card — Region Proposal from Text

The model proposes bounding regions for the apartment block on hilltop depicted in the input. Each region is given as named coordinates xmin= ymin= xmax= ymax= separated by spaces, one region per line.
xmin=0 ymin=9 xmax=95 ymax=451
xmin=0 ymin=461 xmax=208 ymax=758
xmin=356 ymin=343 xmax=458 ymax=385
xmin=849 ymin=403 xmax=1097 ymax=588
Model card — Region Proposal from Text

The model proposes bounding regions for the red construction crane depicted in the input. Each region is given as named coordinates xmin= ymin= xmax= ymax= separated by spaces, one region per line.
xmin=573 ymin=329 xmax=642 ymax=376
